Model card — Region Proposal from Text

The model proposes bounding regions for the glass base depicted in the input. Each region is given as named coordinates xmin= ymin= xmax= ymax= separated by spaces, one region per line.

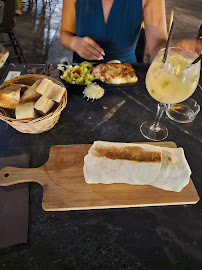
xmin=140 ymin=121 xmax=168 ymax=141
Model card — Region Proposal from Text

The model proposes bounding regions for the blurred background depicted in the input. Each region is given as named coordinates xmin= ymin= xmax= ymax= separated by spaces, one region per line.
xmin=0 ymin=0 xmax=201 ymax=66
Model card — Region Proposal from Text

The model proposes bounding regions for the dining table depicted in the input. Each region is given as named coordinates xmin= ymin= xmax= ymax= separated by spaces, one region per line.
xmin=0 ymin=63 xmax=201 ymax=270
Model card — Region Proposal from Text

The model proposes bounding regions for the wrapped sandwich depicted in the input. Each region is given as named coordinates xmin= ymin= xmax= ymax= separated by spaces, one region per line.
xmin=84 ymin=141 xmax=191 ymax=192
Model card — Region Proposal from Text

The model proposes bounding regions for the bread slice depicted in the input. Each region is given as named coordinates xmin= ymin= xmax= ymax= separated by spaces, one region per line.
xmin=10 ymin=83 xmax=29 ymax=92
xmin=36 ymin=78 xmax=52 ymax=95
xmin=15 ymin=102 xmax=37 ymax=120
xmin=44 ymin=83 xmax=66 ymax=103
xmin=0 ymin=85 xmax=21 ymax=109
xmin=20 ymin=79 xmax=42 ymax=103
xmin=34 ymin=95 xmax=55 ymax=114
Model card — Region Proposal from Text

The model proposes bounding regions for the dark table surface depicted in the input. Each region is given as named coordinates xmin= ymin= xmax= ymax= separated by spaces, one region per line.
xmin=0 ymin=63 xmax=202 ymax=270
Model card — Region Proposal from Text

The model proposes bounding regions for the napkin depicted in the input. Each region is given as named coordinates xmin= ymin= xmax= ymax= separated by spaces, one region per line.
xmin=27 ymin=63 xmax=59 ymax=80
xmin=0 ymin=154 xmax=30 ymax=249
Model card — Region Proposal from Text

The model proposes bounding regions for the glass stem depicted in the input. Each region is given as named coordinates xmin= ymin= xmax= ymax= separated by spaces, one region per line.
xmin=151 ymin=103 xmax=166 ymax=132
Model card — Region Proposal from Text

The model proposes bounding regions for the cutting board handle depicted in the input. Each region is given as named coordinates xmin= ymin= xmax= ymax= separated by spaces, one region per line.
xmin=0 ymin=166 xmax=45 ymax=186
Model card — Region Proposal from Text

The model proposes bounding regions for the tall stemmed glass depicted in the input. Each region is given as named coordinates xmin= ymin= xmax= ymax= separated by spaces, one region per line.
xmin=140 ymin=47 xmax=201 ymax=141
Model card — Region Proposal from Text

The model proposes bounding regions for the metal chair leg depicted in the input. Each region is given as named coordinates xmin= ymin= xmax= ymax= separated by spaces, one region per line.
xmin=8 ymin=29 xmax=27 ymax=63
xmin=7 ymin=30 xmax=22 ymax=63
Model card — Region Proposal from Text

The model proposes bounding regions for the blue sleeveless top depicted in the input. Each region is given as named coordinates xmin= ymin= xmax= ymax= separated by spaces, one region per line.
xmin=75 ymin=0 xmax=143 ymax=63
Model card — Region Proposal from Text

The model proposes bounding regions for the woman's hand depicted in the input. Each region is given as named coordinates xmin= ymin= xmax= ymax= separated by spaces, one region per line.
xmin=73 ymin=36 xmax=105 ymax=60
xmin=174 ymin=39 xmax=202 ymax=55
xmin=60 ymin=0 xmax=104 ymax=61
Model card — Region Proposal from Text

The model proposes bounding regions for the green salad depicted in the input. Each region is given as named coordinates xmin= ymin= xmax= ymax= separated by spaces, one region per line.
xmin=58 ymin=61 xmax=95 ymax=85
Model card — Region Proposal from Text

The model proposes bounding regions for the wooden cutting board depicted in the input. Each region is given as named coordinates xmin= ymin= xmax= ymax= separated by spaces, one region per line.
xmin=0 ymin=142 xmax=199 ymax=211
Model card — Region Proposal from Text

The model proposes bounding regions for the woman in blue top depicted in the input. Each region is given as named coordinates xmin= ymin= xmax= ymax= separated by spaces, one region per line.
xmin=60 ymin=0 xmax=201 ymax=63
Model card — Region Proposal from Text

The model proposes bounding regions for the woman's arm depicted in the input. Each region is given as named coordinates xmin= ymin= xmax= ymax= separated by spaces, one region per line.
xmin=143 ymin=0 xmax=168 ymax=59
xmin=143 ymin=0 xmax=202 ymax=59
xmin=60 ymin=0 xmax=77 ymax=51
xmin=60 ymin=0 xmax=104 ymax=60
xmin=174 ymin=39 xmax=202 ymax=55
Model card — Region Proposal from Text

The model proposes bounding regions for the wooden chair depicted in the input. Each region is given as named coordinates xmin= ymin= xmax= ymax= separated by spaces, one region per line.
xmin=0 ymin=0 xmax=26 ymax=63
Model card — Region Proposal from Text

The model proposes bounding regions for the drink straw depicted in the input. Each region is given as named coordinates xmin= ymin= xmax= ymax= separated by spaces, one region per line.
xmin=162 ymin=21 xmax=175 ymax=63
xmin=168 ymin=10 xmax=174 ymax=32
xmin=191 ymin=54 xmax=202 ymax=65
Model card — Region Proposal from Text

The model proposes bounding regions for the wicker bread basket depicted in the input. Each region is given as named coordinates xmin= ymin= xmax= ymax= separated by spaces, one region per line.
xmin=0 ymin=74 xmax=67 ymax=134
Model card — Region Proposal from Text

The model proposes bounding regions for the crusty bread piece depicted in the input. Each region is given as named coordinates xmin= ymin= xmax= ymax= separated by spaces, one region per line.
xmin=34 ymin=95 xmax=55 ymax=114
xmin=10 ymin=83 xmax=29 ymax=92
xmin=0 ymin=85 xmax=21 ymax=109
xmin=15 ymin=102 xmax=37 ymax=120
xmin=20 ymin=79 xmax=42 ymax=103
xmin=14 ymin=77 xmax=36 ymax=86
xmin=44 ymin=83 xmax=66 ymax=103
xmin=36 ymin=78 xmax=52 ymax=95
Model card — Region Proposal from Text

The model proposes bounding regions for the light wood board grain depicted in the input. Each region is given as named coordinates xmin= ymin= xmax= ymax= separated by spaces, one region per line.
xmin=0 ymin=142 xmax=199 ymax=211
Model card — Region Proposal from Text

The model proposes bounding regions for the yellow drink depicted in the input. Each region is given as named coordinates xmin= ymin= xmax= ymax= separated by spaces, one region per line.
xmin=146 ymin=51 xmax=200 ymax=104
